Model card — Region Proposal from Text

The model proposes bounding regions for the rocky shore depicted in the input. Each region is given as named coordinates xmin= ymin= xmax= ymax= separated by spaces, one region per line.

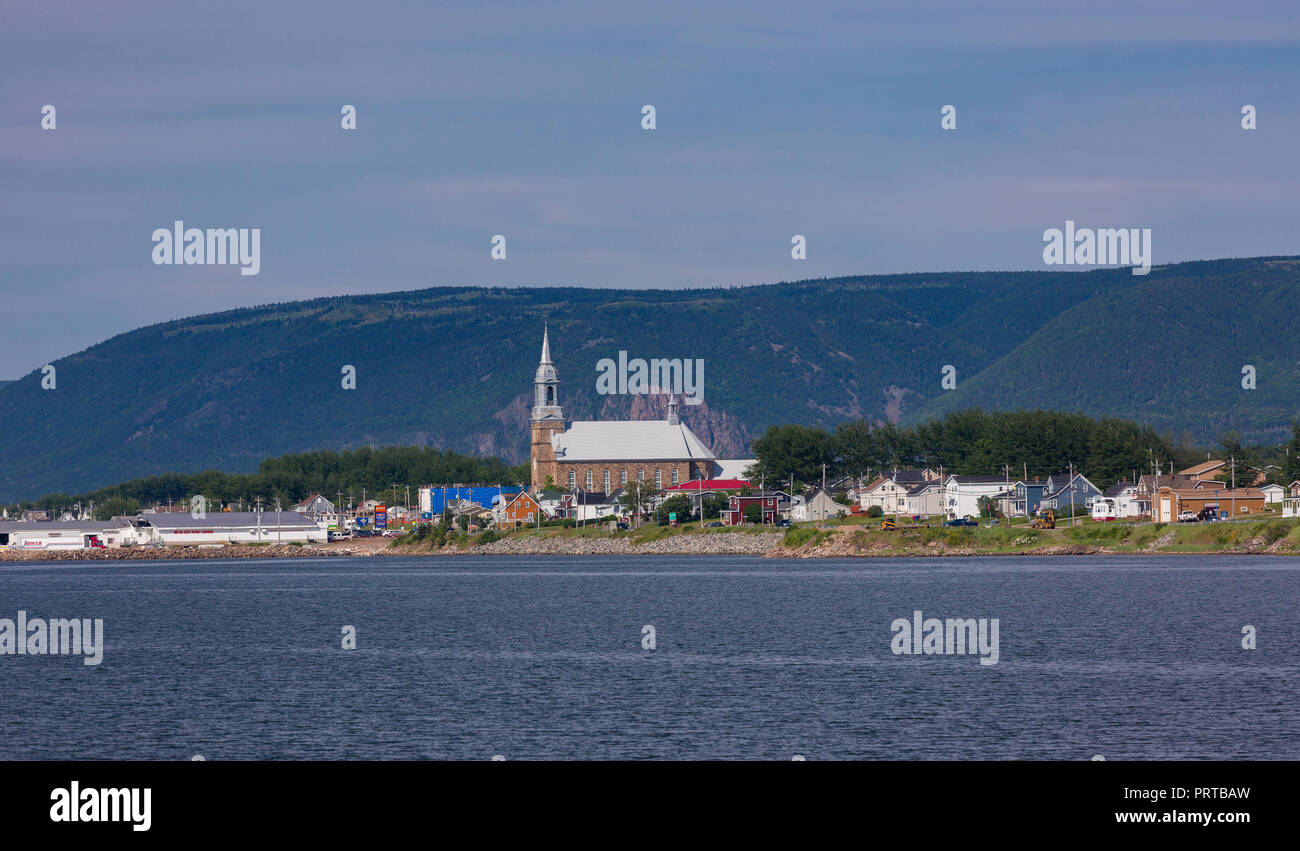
xmin=0 ymin=544 xmax=352 ymax=562
xmin=475 ymin=531 xmax=783 ymax=556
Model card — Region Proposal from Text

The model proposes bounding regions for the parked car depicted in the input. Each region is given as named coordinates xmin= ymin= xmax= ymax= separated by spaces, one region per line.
xmin=616 ymin=522 xmax=629 ymax=530
xmin=706 ymin=521 xmax=723 ymax=528
xmin=1177 ymin=510 xmax=1199 ymax=522
xmin=775 ymin=519 xmax=792 ymax=527
xmin=943 ymin=517 xmax=978 ymax=527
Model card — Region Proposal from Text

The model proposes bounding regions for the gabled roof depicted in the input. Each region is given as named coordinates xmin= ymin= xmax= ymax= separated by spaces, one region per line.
xmin=1043 ymin=474 xmax=1101 ymax=500
xmin=1103 ymin=481 xmax=1136 ymax=497
xmin=552 ymin=420 xmax=715 ymax=462
xmin=906 ymin=480 xmax=942 ymax=495
xmin=1180 ymin=460 xmax=1226 ymax=477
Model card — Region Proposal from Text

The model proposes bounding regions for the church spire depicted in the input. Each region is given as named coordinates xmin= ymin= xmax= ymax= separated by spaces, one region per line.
xmin=532 ymin=326 xmax=562 ymax=422
xmin=666 ymin=393 xmax=680 ymax=426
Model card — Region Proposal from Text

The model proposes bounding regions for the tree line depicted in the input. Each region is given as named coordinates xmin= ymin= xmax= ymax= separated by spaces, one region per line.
xmin=3 ymin=446 xmax=530 ymax=520
xmin=748 ymin=409 xmax=1300 ymax=491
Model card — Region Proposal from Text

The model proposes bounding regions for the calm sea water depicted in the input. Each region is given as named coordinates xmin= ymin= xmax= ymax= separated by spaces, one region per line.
xmin=0 ymin=555 xmax=1296 ymax=760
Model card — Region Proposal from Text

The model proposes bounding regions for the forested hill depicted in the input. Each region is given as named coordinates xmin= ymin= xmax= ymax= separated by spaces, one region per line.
xmin=1 ymin=256 xmax=1296 ymax=500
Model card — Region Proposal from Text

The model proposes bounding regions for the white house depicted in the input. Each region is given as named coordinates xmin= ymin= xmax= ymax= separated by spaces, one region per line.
xmin=943 ymin=475 xmax=1011 ymax=519
xmin=1260 ymin=483 xmax=1285 ymax=506
xmin=903 ymin=481 xmax=945 ymax=518
xmin=859 ymin=471 xmax=933 ymax=514
xmin=1090 ymin=497 xmax=1117 ymax=521
xmin=292 ymin=494 xmax=336 ymax=518
xmin=1102 ymin=481 xmax=1142 ymax=518
xmin=792 ymin=489 xmax=844 ymax=523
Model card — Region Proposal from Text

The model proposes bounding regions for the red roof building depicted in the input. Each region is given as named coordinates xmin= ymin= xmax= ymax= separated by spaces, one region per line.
xmin=665 ymin=479 xmax=750 ymax=492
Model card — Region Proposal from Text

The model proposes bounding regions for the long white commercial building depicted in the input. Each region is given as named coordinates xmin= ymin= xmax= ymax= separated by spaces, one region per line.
xmin=0 ymin=511 xmax=325 ymax=550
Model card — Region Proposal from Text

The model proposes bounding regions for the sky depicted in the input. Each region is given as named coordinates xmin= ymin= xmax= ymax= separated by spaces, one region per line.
xmin=2 ymin=0 xmax=1298 ymax=378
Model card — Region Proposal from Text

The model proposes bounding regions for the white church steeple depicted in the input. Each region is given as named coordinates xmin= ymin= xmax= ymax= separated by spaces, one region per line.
xmin=532 ymin=325 xmax=563 ymax=422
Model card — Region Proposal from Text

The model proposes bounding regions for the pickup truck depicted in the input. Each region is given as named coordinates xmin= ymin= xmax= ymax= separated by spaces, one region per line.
xmin=943 ymin=517 xmax=978 ymax=527
xmin=1177 ymin=510 xmax=1199 ymax=522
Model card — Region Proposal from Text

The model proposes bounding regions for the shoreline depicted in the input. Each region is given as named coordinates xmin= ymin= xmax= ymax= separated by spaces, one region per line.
xmin=7 ymin=519 xmax=1298 ymax=561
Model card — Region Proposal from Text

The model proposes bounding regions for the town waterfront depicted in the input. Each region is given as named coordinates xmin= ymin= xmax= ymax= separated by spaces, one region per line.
xmin=1 ymin=555 xmax=1296 ymax=760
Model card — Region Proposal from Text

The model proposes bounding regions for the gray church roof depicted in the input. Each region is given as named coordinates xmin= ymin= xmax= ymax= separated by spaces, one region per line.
xmin=552 ymin=420 xmax=716 ymax=462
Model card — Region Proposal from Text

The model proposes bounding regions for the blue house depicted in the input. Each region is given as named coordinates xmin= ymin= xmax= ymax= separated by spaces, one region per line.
xmin=1014 ymin=480 xmax=1049 ymax=516
xmin=1042 ymin=473 xmax=1103 ymax=514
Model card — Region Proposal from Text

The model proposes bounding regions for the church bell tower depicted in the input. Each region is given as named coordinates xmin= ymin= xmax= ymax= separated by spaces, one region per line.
xmin=530 ymin=326 xmax=565 ymax=492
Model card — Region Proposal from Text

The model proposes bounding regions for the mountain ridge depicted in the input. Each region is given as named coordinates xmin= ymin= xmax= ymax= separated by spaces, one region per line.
xmin=1 ymin=256 xmax=1295 ymax=500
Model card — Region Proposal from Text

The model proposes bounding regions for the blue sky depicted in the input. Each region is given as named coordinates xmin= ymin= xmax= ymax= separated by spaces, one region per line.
xmin=2 ymin=1 xmax=1297 ymax=377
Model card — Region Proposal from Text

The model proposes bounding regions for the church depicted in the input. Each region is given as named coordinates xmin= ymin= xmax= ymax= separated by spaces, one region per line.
xmin=530 ymin=328 xmax=721 ymax=494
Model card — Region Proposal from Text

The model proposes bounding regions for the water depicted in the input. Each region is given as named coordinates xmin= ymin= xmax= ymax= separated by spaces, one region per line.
xmin=0 ymin=555 xmax=1296 ymax=760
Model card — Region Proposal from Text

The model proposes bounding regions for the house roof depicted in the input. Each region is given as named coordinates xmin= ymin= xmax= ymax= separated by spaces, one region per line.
xmin=552 ymin=419 xmax=715 ymax=462
xmin=906 ymin=481 xmax=941 ymax=495
xmin=1158 ymin=486 xmax=1265 ymax=499
xmin=142 ymin=511 xmax=318 ymax=531
xmin=569 ymin=489 xmax=624 ymax=505
xmin=1138 ymin=473 xmax=1199 ymax=491
xmin=947 ymin=475 xmax=1008 ymax=484
xmin=666 ymin=478 xmax=749 ymax=491
xmin=1103 ymin=482 xmax=1136 ymax=497
xmin=1180 ymin=460 xmax=1226 ymax=477
xmin=712 ymin=459 xmax=755 ymax=480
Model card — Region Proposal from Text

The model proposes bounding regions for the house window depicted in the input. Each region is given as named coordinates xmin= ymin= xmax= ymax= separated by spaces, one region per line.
xmin=568 ymin=470 xmax=576 ymax=489
xmin=586 ymin=470 xmax=593 ymax=490
xmin=621 ymin=470 xmax=628 ymax=485
xmin=655 ymin=470 xmax=662 ymax=489
xmin=603 ymin=470 xmax=610 ymax=494
xmin=637 ymin=470 xmax=645 ymax=483
xmin=671 ymin=469 xmax=679 ymax=485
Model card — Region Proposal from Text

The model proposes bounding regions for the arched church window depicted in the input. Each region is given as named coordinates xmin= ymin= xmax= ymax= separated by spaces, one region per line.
xmin=586 ymin=470 xmax=593 ymax=490
xmin=568 ymin=470 xmax=576 ymax=489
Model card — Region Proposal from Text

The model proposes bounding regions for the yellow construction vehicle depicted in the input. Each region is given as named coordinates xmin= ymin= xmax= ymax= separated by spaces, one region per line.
xmin=1031 ymin=509 xmax=1056 ymax=530
xmin=880 ymin=518 xmax=897 ymax=531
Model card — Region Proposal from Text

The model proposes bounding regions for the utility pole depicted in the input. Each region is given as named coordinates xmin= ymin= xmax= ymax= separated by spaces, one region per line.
xmin=1068 ymin=461 xmax=1077 ymax=526
xmin=698 ymin=469 xmax=703 ymax=529
xmin=1231 ymin=455 xmax=1236 ymax=520
xmin=821 ymin=463 xmax=827 ymax=529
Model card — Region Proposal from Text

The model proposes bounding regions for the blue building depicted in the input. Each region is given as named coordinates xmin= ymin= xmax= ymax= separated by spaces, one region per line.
xmin=1014 ymin=480 xmax=1049 ymax=516
xmin=419 ymin=486 xmax=523 ymax=519
xmin=1042 ymin=473 xmax=1103 ymax=513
